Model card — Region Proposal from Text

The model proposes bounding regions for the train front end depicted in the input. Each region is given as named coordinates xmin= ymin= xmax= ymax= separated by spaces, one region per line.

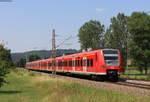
xmin=102 ymin=49 xmax=122 ymax=80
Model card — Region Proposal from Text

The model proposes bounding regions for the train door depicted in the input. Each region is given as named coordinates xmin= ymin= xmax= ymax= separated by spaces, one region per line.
xmin=83 ymin=57 xmax=87 ymax=72
xmin=46 ymin=60 xmax=48 ymax=70
xmin=62 ymin=59 xmax=64 ymax=72
xmin=57 ymin=59 xmax=61 ymax=71
xmin=55 ymin=60 xmax=58 ymax=72
xmin=39 ymin=62 xmax=41 ymax=70
xmin=47 ymin=60 xmax=50 ymax=70
xmin=72 ymin=58 xmax=75 ymax=72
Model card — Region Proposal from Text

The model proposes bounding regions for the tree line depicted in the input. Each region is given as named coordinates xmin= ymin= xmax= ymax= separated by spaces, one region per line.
xmin=14 ymin=49 xmax=78 ymax=67
xmin=0 ymin=44 xmax=13 ymax=87
xmin=78 ymin=12 xmax=150 ymax=74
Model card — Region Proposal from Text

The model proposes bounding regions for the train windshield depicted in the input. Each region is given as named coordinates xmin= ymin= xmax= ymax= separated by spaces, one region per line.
xmin=104 ymin=56 xmax=118 ymax=60
xmin=103 ymin=50 xmax=118 ymax=54
xmin=103 ymin=49 xmax=119 ymax=66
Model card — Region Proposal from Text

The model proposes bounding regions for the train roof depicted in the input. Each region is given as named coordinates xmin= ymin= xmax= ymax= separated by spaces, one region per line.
xmin=56 ymin=48 xmax=118 ymax=59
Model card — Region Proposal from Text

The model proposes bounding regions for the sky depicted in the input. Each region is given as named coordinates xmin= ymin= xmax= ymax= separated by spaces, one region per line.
xmin=0 ymin=0 xmax=150 ymax=53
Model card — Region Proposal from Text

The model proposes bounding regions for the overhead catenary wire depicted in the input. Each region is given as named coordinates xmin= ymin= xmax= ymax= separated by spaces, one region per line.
xmin=56 ymin=35 xmax=78 ymax=48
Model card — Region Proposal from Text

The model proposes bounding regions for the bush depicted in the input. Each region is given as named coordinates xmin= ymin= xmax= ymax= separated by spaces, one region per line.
xmin=0 ymin=60 xmax=10 ymax=87
xmin=0 ymin=44 xmax=13 ymax=87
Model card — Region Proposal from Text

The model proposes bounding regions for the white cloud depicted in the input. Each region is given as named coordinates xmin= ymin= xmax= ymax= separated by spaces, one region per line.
xmin=96 ymin=8 xmax=104 ymax=12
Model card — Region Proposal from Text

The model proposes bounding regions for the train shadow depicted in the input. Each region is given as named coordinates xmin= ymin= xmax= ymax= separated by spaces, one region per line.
xmin=0 ymin=90 xmax=22 ymax=94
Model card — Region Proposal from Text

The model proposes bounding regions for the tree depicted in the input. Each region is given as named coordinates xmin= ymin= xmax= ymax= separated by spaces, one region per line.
xmin=16 ymin=58 xmax=26 ymax=68
xmin=28 ymin=54 xmax=41 ymax=62
xmin=78 ymin=20 xmax=105 ymax=51
xmin=127 ymin=12 xmax=150 ymax=74
xmin=103 ymin=13 xmax=129 ymax=68
xmin=0 ymin=44 xmax=13 ymax=87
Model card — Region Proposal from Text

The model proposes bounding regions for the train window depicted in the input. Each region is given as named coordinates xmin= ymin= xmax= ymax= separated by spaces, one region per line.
xmin=83 ymin=59 xmax=86 ymax=67
xmin=87 ymin=59 xmax=93 ymax=67
xmin=63 ymin=61 xmax=65 ymax=66
xmin=64 ymin=61 xmax=67 ymax=67
xmin=58 ymin=61 xmax=62 ymax=67
xmin=57 ymin=62 xmax=59 ymax=67
xmin=55 ymin=62 xmax=58 ymax=66
xmin=61 ymin=61 xmax=64 ymax=66
xmin=64 ymin=61 xmax=66 ymax=66
xmin=60 ymin=61 xmax=62 ymax=66
xmin=44 ymin=63 xmax=47 ymax=67
xmin=75 ymin=60 xmax=79 ymax=67
xmin=48 ymin=63 xmax=52 ymax=66
xmin=90 ymin=59 xmax=93 ymax=66
xmin=57 ymin=62 xmax=59 ymax=66
xmin=69 ymin=61 xmax=72 ymax=67
xmin=58 ymin=62 xmax=60 ymax=66
xmin=78 ymin=60 xmax=82 ymax=67
xmin=72 ymin=60 xmax=75 ymax=67
xmin=75 ymin=60 xmax=77 ymax=66
xmin=66 ymin=61 xmax=67 ymax=66
xmin=87 ymin=59 xmax=90 ymax=66
xmin=103 ymin=50 xmax=118 ymax=54
xmin=67 ymin=61 xmax=69 ymax=67
xmin=78 ymin=60 xmax=80 ymax=66
xmin=71 ymin=61 xmax=72 ymax=66
xmin=62 ymin=61 xmax=65 ymax=66
xmin=104 ymin=56 xmax=118 ymax=60
xmin=61 ymin=61 xmax=62 ymax=66
xmin=81 ymin=60 xmax=83 ymax=66
xmin=66 ymin=61 xmax=68 ymax=67
xmin=58 ymin=62 xmax=60 ymax=67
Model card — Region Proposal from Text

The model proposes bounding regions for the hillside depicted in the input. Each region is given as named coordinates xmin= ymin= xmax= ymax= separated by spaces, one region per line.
xmin=11 ymin=49 xmax=78 ymax=63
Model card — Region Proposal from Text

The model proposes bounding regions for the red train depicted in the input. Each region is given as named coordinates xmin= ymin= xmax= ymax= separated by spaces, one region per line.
xmin=26 ymin=49 xmax=122 ymax=80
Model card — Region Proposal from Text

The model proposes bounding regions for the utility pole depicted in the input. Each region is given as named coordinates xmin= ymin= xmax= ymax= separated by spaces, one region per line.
xmin=51 ymin=29 xmax=56 ymax=75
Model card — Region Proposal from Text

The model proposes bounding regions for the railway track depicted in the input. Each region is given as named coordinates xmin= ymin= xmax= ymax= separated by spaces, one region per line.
xmin=61 ymin=74 xmax=150 ymax=90
xmin=124 ymin=78 xmax=150 ymax=82
xmin=109 ymin=81 xmax=150 ymax=90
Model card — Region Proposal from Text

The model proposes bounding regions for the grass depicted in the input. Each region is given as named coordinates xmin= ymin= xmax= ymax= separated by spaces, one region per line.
xmin=120 ymin=69 xmax=150 ymax=80
xmin=0 ymin=68 xmax=149 ymax=102
xmin=124 ymin=69 xmax=150 ymax=74
xmin=120 ymin=75 xmax=150 ymax=80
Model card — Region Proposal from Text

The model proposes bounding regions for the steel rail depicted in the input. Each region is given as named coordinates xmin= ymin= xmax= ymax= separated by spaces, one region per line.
xmin=109 ymin=81 xmax=150 ymax=90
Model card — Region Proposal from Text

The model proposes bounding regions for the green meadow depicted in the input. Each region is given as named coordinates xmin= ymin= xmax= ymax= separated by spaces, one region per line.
xmin=0 ymin=68 xmax=149 ymax=102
